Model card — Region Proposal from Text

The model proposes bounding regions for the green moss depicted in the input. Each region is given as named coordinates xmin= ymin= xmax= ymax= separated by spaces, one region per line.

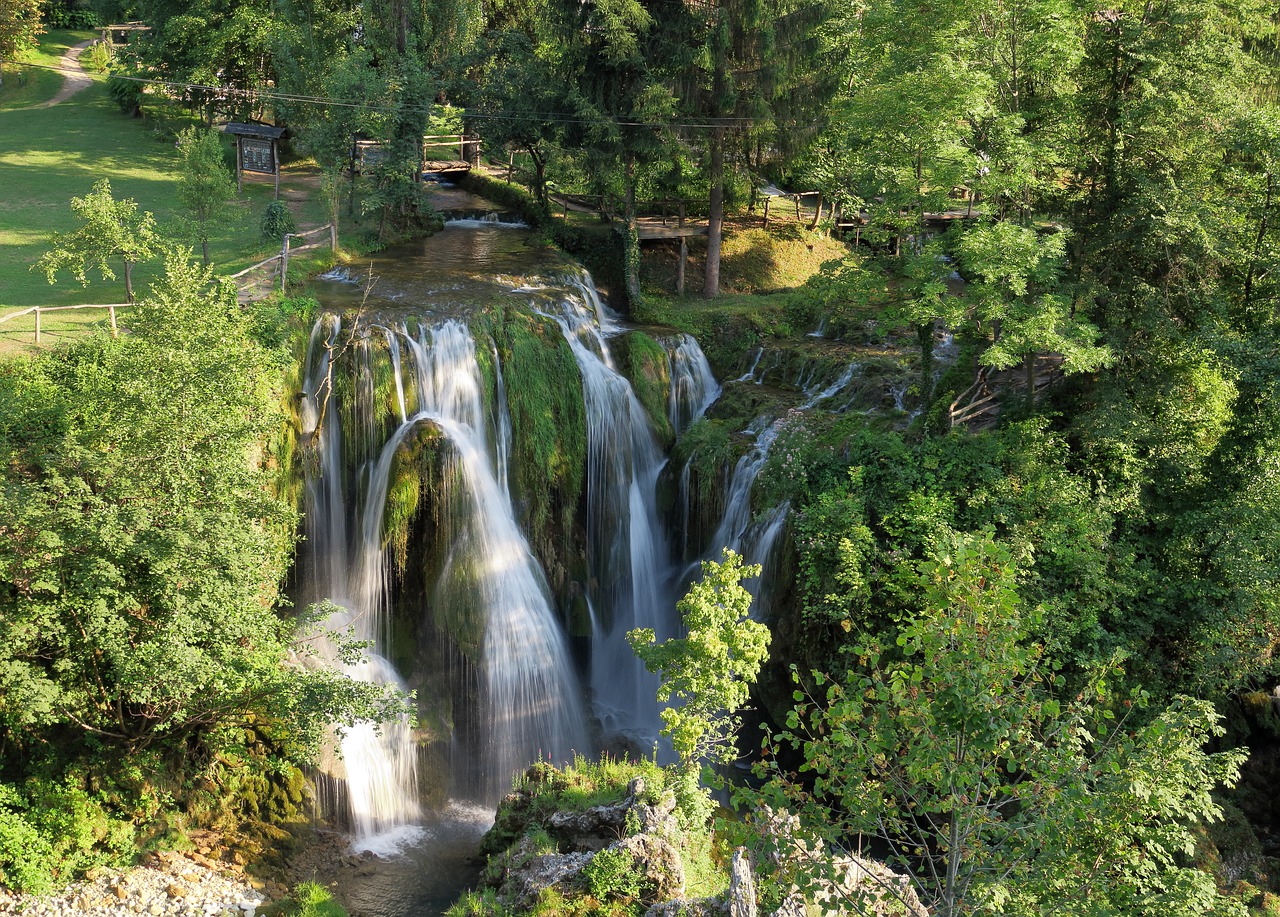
xmin=383 ymin=421 xmax=448 ymax=571
xmin=632 ymin=293 xmax=792 ymax=379
xmin=481 ymin=308 xmax=587 ymax=575
xmin=434 ymin=540 xmax=488 ymax=662
xmin=613 ymin=332 xmax=674 ymax=447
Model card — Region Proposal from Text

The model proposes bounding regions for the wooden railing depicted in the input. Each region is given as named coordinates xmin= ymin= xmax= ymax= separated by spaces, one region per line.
xmin=0 ymin=303 xmax=132 ymax=343
xmin=229 ymin=223 xmax=337 ymax=294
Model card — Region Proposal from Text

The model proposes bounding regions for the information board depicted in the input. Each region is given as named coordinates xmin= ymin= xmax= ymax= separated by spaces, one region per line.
xmin=242 ymin=138 xmax=275 ymax=175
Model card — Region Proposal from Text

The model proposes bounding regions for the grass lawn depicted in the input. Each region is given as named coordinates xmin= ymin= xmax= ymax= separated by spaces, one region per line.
xmin=0 ymin=29 xmax=86 ymax=111
xmin=0 ymin=32 xmax=339 ymax=355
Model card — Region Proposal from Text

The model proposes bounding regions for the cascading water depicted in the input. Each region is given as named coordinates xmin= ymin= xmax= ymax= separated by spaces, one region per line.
xmin=302 ymin=314 xmax=587 ymax=839
xmin=537 ymin=271 xmax=679 ymax=748
xmin=301 ymin=315 xmax=424 ymax=854
xmin=664 ymin=334 xmax=720 ymax=437
xmin=682 ymin=416 xmax=788 ymax=618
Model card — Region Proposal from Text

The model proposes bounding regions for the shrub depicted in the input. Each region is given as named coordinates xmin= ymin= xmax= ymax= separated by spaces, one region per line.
xmin=582 ymin=846 xmax=642 ymax=902
xmin=261 ymin=200 xmax=298 ymax=243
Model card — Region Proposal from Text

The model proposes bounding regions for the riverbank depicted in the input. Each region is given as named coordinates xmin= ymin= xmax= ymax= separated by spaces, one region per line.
xmin=0 ymin=845 xmax=271 ymax=917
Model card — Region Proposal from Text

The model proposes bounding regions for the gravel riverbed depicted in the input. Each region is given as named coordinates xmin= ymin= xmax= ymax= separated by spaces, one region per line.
xmin=0 ymin=850 xmax=276 ymax=917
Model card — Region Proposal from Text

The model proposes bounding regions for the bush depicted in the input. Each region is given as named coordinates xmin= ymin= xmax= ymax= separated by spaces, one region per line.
xmin=582 ymin=847 xmax=642 ymax=902
xmin=261 ymin=200 xmax=297 ymax=244
xmin=0 ymin=787 xmax=57 ymax=895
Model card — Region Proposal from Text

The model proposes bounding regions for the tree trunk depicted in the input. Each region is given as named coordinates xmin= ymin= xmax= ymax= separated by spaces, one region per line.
xmin=201 ymin=236 xmax=211 ymax=266
xmin=917 ymin=323 xmax=934 ymax=411
xmin=124 ymin=261 xmax=135 ymax=302
xmin=705 ymin=126 xmax=725 ymax=299
xmin=624 ymin=155 xmax=641 ymax=304
xmin=532 ymin=150 xmax=547 ymax=205
xmin=1025 ymin=352 xmax=1036 ymax=411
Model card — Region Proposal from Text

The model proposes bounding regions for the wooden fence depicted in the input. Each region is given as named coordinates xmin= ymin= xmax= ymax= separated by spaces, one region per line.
xmin=228 ymin=223 xmax=337 ymax=295
xmin=0 ymin=302 xmax=132 ymax=343
xmin=3 ymin=223 xmax=338 ymax=344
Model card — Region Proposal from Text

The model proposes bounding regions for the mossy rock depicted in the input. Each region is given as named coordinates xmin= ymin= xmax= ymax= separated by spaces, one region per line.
xmin=477 ymin=307 xmax=588 ymax=600
xmin=612 ymin=331 xmax=674 ymax=448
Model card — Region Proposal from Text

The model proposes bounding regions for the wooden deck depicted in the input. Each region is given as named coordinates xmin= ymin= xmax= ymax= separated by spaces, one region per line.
xmin=547 ymin=193 xmax=707 ymax=239
xmin=634 ymin=219 xmax=708 ymax=240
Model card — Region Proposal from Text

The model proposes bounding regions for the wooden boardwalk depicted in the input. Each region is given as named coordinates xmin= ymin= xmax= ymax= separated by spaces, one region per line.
xmin=547 ymin=193 xmax=708 ymax=239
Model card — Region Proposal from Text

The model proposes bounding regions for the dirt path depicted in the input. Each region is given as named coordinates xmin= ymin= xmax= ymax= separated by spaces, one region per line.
xmin=31 ymin=39 xmax=94 ymax=109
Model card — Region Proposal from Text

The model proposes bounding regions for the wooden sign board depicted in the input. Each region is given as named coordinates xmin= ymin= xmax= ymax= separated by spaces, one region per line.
xmin=241 ymin=138 xmax=275 ymax=175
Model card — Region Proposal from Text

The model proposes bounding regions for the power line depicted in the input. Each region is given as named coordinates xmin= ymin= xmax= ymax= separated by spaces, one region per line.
xmin=0 ymin=59 xmax=767 ymax=129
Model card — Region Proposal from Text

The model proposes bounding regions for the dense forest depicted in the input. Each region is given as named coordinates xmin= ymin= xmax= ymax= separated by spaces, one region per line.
xmin=1 ymin=0 xmax=1279 ymax=913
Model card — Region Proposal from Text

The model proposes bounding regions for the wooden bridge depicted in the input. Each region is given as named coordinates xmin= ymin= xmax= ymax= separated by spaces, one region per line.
xmin=548 ymin=193 xmax=708 ymax=240
xmin=351 ymin=135 xmax=480 ymax=179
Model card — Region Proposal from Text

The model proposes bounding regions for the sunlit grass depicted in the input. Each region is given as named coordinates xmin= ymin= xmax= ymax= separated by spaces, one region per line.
xmin=0 ymin=30 xmax=335 ymax=322
xmin=0 ymin=29 xmax=91 ymax=111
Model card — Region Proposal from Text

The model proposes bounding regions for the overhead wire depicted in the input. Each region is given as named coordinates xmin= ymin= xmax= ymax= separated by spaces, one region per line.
xmin=0 ymin=58 xmax=773 ymax=129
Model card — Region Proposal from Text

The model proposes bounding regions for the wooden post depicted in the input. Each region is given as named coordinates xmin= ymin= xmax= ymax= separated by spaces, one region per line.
xmin=762 ymin=197 xmax=770 ymax=227
xmin=794 ymin=195 xmax=801 ymax=221
xmin=109 ymin=304 xmax=118 ymax=338
xmin=459 ymin=135 xmax=465 ymax=162
xmin=273 ymin=140 xmax=280 ymax=199
xmin=677 ymin=236 xmax=687 ymax=296
xmin=678 ymin=202 xmax=685 ymax=228
xmin=34 ymin=307 xmax=40 ymax=343
xmin=280 ymin=237 xmax=290 ymax=293
xmin=329 ymin=222 xmax=338 ymax=252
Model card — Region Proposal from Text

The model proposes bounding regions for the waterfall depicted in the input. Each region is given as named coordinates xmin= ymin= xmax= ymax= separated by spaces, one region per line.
xmin=736 ymin=347 xmax=765 ymax=383
xmin=664 ymin=334 xmax=720 ymax=437
xmin=302 ymin=315 xmax=423 ymax=855
xmin=303 ymin=315 xmax=587 ymax=839
xmin=538 ymin=273 xmax=677 ymax=748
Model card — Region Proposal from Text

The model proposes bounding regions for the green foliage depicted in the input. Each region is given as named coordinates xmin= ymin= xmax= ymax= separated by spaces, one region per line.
xmin=754 ymin=531 xmax=1248 ymax=917
xmin=0 ymin=252 xmax=397 ymax=887
xmin=582 ymin=846 xmax=643 ymax=902
xmin=629 ymin=550 xmax=770 ymax=779
xmin=174 ymin=128 xmax=237 ymax=264
xmin=446 ymin=889 xmax=513 ymax=917
xmin=793 ymin=468 xmax=875 ymax=630
xmin=283 ymin=881 xmax=349 ymax=917
xmin=36 ymin=178 xmax=161 ymax=301
xmin=0 ymin=0 xmax=43 ymax=61
xmin=260 ymin=200 xmax=298 ymax=244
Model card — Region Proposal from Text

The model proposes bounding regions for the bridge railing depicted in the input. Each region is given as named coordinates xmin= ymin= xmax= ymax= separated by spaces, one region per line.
xmin=229 ymin=223 xmax=337 ymax=295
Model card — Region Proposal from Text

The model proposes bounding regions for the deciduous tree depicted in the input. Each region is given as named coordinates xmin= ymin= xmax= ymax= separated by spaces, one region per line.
xmin=37 ymin=179 xmax=161 ymax=302
xmin=751 ymin=532 xmax=1247 ymax=917
xmin=174 ymin=128 xmax=237 ymax=265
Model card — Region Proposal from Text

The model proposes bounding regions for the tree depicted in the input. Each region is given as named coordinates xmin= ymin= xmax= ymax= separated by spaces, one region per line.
xmin=752 ymin=531 xmax=1247 ymax=917
xmin=0 ymin=251 xmax=399 ymax=888
xmin=698 ymin=0 xmax=832 ymax=297
xmin=36 ymin=179 xmax=161 ymax=302
xmin=629 ymin=549 xmax=770 ymax=816
xmin=0 ymin=0 xmax=43 ymax=88
xmin=955 ymin=222 xmax=1111 ymax=408
xmin=174 ymin=128 xmax=237 ymax=265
